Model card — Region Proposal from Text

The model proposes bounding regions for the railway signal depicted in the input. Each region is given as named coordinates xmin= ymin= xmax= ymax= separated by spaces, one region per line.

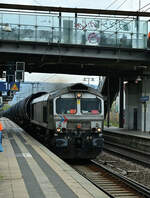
xmin=5 ymin=62 xmax=15 ymax=83
xmin=15 ymin=62 xmax=25 ymax=82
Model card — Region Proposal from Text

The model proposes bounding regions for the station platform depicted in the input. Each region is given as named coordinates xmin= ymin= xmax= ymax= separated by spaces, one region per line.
xmin=104 ymin=127 xmax=150 ymax=153
xmin=104 ymin=126 xmax=150 ymax=138
xmin=0 ymin=118 xmax=109 ymax=198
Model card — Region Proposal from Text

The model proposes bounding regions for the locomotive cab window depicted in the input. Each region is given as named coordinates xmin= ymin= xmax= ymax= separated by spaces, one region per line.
xmin=81 ymin=98 xmax=101 ymax=114
xmin=56 ymin=98 xmax=77 ymax=114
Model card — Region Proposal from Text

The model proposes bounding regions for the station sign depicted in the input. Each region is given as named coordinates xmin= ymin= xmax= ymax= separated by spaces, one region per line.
xmin=0 ymin=82 xmax=7 ymax=91
xmin=140 ymin=96 xmax=149 ymax=103
xmin=0 ymin=82 xmax=20 ymax=92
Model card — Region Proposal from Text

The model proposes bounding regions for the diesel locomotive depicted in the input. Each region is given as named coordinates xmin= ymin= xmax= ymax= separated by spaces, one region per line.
xmin=1 ymin=83 xmax=104 ymax=159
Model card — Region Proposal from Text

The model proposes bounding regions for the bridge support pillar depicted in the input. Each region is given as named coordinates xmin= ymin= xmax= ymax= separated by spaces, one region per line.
xmin=124 ymin=81 xmax=141 ymax=131
xmin=125 ymin=77 xmax=150 ymax=132
xmin=140 ymin=77 xmax=150 ymax=132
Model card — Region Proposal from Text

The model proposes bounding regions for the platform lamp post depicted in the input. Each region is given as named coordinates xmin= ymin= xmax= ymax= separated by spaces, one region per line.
xmin=119 ymin=78 xmax=124 ymax=128
xmin=136 ymin=0 xmax=141 ymax=48
xmin=106 ymin=77 xmax=111 ymax=128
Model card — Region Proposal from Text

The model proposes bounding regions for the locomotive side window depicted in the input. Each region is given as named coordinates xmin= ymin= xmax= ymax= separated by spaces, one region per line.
xmin=31 ymin=104 xmax=34 ymax=119
xmin=81 ymin=98 xmax=101 ymax=114
xmin=43 ymin=106 xmax=47 ymax=123
xmin=49 ymin=101 xmax=53 ymax=114
xmin=56 ymin=98 xmax=77 ymax=114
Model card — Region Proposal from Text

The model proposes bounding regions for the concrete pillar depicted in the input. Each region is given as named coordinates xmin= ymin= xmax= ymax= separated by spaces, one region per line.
xmin=125 ymin=77 xmax=150 ymax=132
xmin=124 ymin=82 xmax=142 ymax=130
xmin=141 ymin=77 xmax=150 ymax=132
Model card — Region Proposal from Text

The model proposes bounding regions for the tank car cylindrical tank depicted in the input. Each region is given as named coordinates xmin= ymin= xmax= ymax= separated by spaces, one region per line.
xmin=0 ymin=92 xmax=47 ymax=125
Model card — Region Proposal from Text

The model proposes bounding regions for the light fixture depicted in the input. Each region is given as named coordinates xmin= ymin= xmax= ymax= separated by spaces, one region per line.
xmin=76 ymin=92 xmax=82 ymax=98
xmin=97 ymin=128 xmax=102 ymax=133
xmin=2 ymin=24 xmax=12 ymax=32
xmin=56 ymin=128 xmax=61 ymax=133
xmin=135 ymin=75 xmax=142 ymax=83
xmin=136 ymin=75 xmax=142 ymax=81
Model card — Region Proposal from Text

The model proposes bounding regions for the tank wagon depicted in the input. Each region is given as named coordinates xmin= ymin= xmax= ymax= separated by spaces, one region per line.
xmin=1 ymin=83 xmax=104 ymax=159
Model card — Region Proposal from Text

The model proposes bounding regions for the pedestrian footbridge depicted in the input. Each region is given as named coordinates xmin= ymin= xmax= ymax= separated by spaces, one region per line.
xmin=0 ymin=8 xmax=148 ymax=49
xmin=0 ymin=4 xmax=150 ymax=76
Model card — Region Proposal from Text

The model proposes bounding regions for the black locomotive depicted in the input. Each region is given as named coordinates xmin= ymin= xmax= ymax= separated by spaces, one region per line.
xmin=1 ymin=83 xmax=104 ymax=159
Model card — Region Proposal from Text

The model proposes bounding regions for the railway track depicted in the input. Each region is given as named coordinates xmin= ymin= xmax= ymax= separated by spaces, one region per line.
xmin=103 ymin=141 xmax=150 ymax=167
xmin=72 ymin=160 xmax=150 ymax=198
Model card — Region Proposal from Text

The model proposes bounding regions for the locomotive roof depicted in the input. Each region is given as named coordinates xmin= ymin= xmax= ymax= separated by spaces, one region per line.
xmin=32 ymin=93 xmax=50 ymax=103
xmin=32 ymin=83 xmax=104 ymax=103
xmin=49 ymin=83 xmax=103 ymax=98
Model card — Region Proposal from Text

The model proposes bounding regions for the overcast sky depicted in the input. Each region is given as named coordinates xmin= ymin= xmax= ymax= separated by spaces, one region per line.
xmin=1 ymin=0 xmax=150 ymax=83
xmin=1 ymin=0 xmax=150 ymax=11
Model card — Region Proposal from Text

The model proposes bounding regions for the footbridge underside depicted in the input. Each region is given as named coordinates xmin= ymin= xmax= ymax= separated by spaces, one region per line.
xmin=0 ymin=41 xmax=150 ymax=78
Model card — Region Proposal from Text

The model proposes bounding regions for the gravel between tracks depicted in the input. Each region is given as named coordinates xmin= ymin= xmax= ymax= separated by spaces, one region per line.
xmin=96 ymin=151 xmax=150 ymax=188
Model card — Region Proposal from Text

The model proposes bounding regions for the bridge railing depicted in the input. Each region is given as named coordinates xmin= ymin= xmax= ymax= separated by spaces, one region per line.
xmin=0 ymin=11 xmax=148 ymax=49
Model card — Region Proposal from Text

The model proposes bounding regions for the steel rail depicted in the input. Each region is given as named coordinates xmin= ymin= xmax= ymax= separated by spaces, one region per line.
xmin=72 ymin=160 xmax=148 ymax=198
xmin=72 ymin=163 xmax=115 ymax=198
xmin=92 ymin=160 xmax=150 ymax=198
xmin=104 ymin=141 xmax=150 ymax=167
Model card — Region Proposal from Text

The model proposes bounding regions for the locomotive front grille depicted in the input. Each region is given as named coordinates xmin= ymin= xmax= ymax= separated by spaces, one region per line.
xmin=67 ymin=121 xmax=90 ymax=130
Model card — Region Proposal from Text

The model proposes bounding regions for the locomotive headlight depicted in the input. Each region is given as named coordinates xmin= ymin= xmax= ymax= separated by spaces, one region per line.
xmin=97 ymin=128 xmax=102 ymax=133
xmin=57 ymin=128 xmax=61 ymax=133
xmin=76 ymin=93 xmax=82 ymax=98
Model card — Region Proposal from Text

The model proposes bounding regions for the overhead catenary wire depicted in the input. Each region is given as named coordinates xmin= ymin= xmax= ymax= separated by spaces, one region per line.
xmin=33 ymin=0 xmax=42 ymax=6
xmin=102 ymin=0 xmax=150 ymax=34
xmin=139 ymin=2 xmax=150 ymax=11
xmin=105 ymin=0 xmax=150 ymax=13
xmin=104 ymin=0 xmax=137 ymax=33
xmin=144 ymin=7 xmax=150 ymax=12
xmin=105 ymin=0 xmax=121 ymax=10
xmin=137 ymin=1 xmax=150 ymax=13
xmin=102 ymin=0 xmax=134 ymax=34
xmin=116 ymin=0 xmax=129 ymax=10
xmin=98 ymin=1 xmax=150 ymax=44
xmin=105 ymin=0 xmax=129 ymax=10
xmin=103 ymin=0 xmax=150 ymax=63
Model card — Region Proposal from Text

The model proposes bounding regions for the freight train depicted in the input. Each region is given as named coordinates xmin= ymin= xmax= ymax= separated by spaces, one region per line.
xmin=1 ymin=83 xmax=104 ymax=159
